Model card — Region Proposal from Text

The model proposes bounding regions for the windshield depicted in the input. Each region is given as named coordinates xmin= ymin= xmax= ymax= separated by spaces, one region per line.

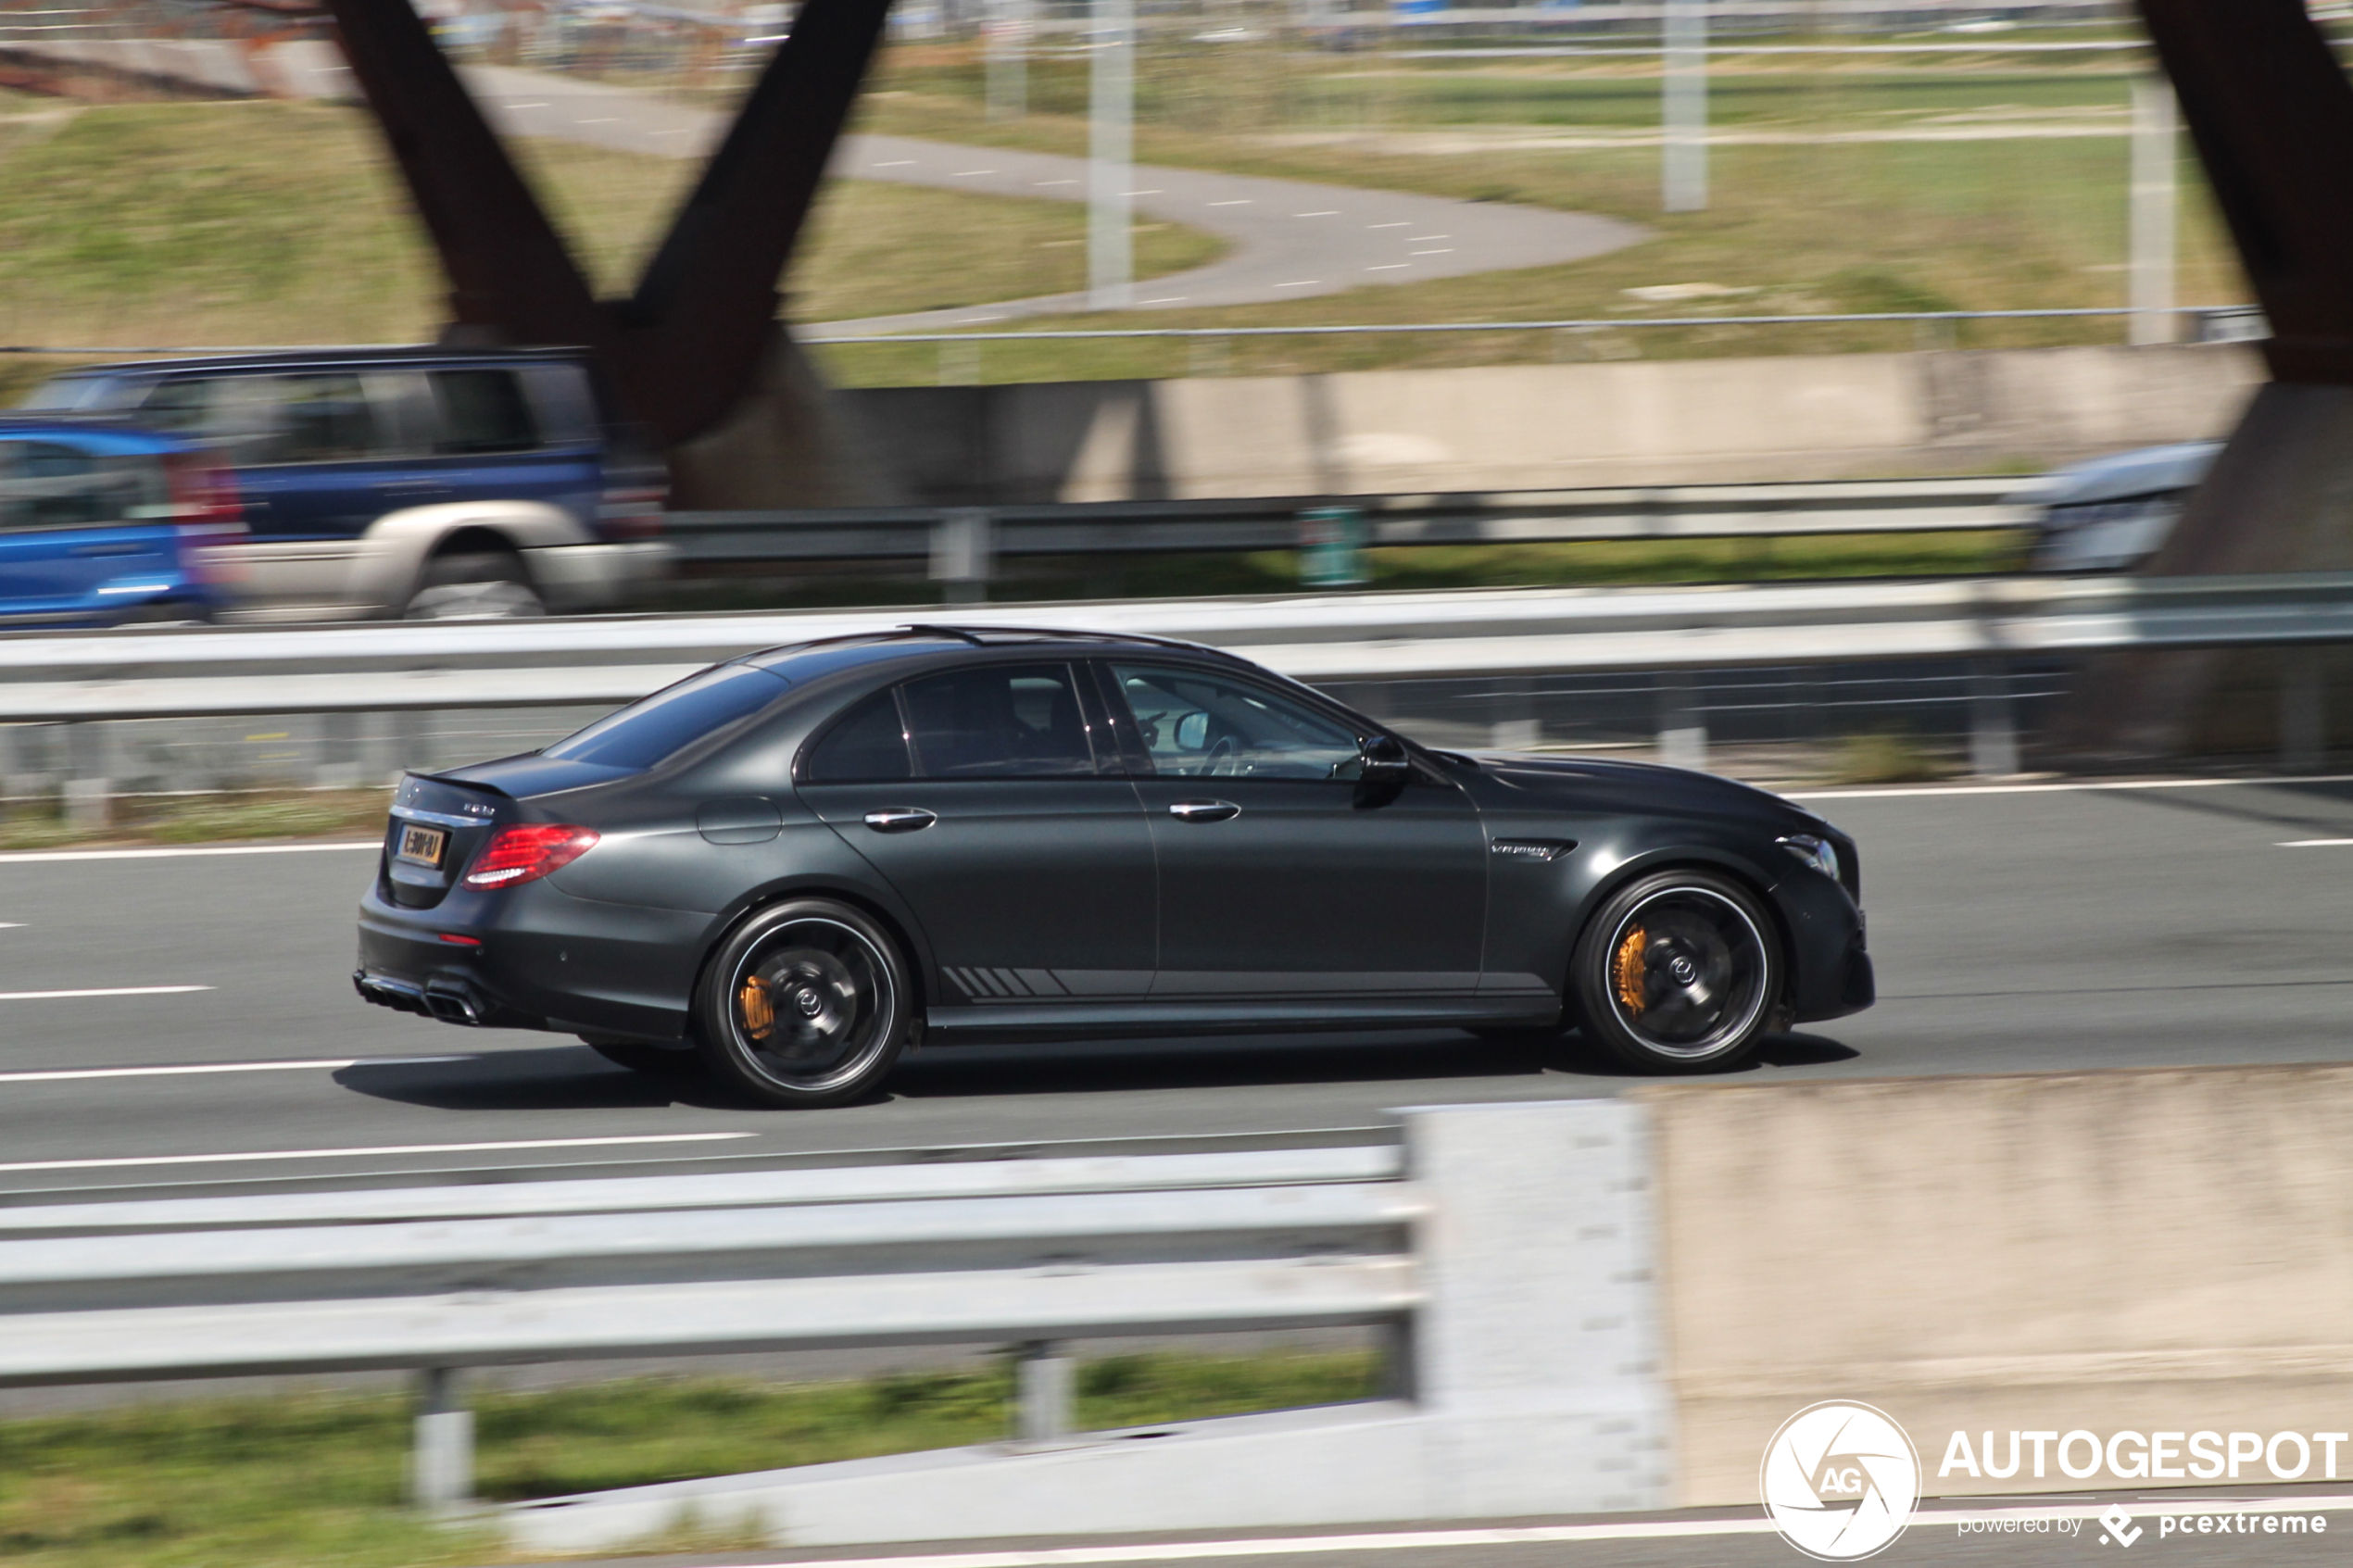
xmin=543 ymin=663 xmax=788 ymax=771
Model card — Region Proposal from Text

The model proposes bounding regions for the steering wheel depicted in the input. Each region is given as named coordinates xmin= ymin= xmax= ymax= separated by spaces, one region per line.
xmin=1205 ymin=735 xmax=1240 ymax=776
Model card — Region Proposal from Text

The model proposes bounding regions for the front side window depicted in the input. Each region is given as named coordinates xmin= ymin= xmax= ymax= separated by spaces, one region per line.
xmin=1110 ymin=663 xmax=1366 ymax=781
xmin=900 ymin=662 xmax=1098 ymax=778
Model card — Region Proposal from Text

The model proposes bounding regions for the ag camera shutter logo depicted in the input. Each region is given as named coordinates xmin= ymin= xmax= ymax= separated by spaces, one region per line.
xmin=1760 ymin=1401 xmax=1921 ymax=1561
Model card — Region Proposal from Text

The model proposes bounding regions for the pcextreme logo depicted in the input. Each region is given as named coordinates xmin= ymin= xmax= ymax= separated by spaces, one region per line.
xmin=1761 ymin=1401 xmax=1923 ymax=1561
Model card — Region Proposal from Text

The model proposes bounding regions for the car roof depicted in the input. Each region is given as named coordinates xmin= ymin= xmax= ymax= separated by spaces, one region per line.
xmin=0 ymin=415 xmax=189 ymax=456
xmin=743 ymin=623 xmax=1240 ymax=671
xmin=43 ymin=345 xmax=595 ymax=379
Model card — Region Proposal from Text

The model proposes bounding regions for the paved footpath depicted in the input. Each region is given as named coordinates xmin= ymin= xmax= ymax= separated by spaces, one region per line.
xmin=455 ymin=64 xmax=1647 ymax=332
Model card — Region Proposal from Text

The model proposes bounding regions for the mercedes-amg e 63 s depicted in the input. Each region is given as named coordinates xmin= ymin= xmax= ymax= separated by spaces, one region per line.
xmin=356 ymin=627 xmax=1872 ymax=1106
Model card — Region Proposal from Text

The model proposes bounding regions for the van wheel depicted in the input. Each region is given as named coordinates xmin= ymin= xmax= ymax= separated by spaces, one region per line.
xmin=695 ymin=899 xmax=912 ymax=1109
xmin=404 ymin=551 xmax=546 ymax=620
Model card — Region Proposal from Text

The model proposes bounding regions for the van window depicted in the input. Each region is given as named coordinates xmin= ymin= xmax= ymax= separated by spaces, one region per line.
xmin=432 ymin=370 xmax=538 ymax=455
xmin=278 ymin=374 xmax=383 ymax=462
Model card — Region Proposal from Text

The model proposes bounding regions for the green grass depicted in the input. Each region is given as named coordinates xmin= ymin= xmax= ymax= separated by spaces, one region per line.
xmin=663 ymin=529 xmax=2029 ymax=613
xmin=0 ymin=100 xmax=1219 ymax=349
xmin=0 ymin=1351 xmax=1383 ymax=1568
xmin=0 ymin=788 xmax=392 ymax=851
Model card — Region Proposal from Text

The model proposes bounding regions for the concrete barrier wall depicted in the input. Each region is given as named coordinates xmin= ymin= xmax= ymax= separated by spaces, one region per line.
xmin=1639 ymin=1064 xmax=2353 ymax=1508
xmin=843 ymin=344 xmax=2262 ymax=504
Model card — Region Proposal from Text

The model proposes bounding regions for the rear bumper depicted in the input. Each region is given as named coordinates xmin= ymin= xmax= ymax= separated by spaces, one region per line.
xmin=525 ymin=540 xmax=672 ymax=611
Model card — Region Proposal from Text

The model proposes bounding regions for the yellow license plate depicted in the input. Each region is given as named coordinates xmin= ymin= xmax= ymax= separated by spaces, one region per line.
xmin=395 ymin=822 xmax=447 ymax=868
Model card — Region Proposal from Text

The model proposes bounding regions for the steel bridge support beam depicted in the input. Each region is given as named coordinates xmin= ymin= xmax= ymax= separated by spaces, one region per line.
xmin=321 ymin=0 xmax=895 ymax=505
xmin=2063 ymin=2 xmax=2353 ymax=763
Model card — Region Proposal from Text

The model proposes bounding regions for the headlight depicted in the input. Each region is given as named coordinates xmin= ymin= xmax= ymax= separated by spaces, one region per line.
xmin=1777 ymin=834 xmax=1841 ymax=884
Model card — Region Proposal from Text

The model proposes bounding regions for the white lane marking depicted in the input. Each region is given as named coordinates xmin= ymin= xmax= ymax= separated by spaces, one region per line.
xmin=1036 ymin=178 xmax=1079 ymax=186
xmin=1126 ymin=189 xmax=1164 ymax=195
xmin=874 ymin=159 xmax=916 ymax=167
xmin=1209 ymin=198 xmax=1251 ymax=206
xmin=1293 ymin=209 xmax=1340 ymax=217
xmin=1407 ymin=233 xmax=1450 ymax=241
xmin=953 ymin=169 xmax=999 ymax=176
xmin=0 ymin=842 xmax=376 ymax=863
xmin=653 ymin=128 xmax=690 ymax=135
xmin=0 ymin=985 xmax=209 ymax=1001
xmin=1366 ymin=263 xmax=1408 ymax=270
xmin=1410 ymin=247 xmax=1455 ymax=255
xmin=1143 ymin=296 xmax=1188 ymax=304
xmin=505 ymin=101 xmax=547 ymax=107
xmin=577 ymin=117 xmax=618 ymax=124
xmin=0 ymin=922 xmax=19 ymax=929
xmin=1276 ymin=280 xmax=1321 ymax=288
xmin=0 ymin=1132 xmax=756 ymax=1175
xmin=2280 ymin=838 xmax=2353 ymax=847
xmin=0 ymin=1055 xmax=470 ymax=1083
xmin=1785 ymin=771 xmax=2353 ymax=801
xmin=642 ymin=1497 xmax=2353 ymax=1568
xmin=1368 ymin=220 xmax=1410 ymax=228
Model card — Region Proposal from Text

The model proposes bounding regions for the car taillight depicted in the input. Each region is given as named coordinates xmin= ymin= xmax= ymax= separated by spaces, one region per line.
xmin=597 ymin=484 xmax=665 ymax=542
xmin=165 ymin=454 xmax=246 ymax=585
xmin=462 ymin=825 xmax=599 ymax=889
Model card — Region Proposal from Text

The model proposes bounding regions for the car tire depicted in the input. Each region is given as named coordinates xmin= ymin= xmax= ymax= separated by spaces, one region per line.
xmin=582 ymin=1036 xmax=704 ymax=1079
xmin=693 ymin=898 xmax=912 ymax=1109
xmin=1571 ymin=869 xmax=1780 ymax=1073
xmin=403 ymin=550 xmax=546 ymax=621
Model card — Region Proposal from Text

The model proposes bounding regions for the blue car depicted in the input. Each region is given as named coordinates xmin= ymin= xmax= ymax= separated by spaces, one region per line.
xmin=24 ymin=348 xmax=668 ymax=622
xmin=0 ymin=418 xmax=242 ymax=628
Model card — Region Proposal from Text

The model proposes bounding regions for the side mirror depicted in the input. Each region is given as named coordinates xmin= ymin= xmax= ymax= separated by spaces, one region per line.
xmin=1359 ymin=734 xmax=1411 ymax=786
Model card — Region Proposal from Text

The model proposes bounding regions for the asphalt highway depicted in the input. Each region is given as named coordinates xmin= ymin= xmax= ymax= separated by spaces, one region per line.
xmin=2 ymin=774 xmax=2349 ymax=1203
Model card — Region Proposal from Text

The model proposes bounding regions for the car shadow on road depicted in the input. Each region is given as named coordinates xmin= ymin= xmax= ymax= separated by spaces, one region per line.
xmin=333 ymin=1046 xmax=745 ymax=1112
xmin=333 ymin=1029 xmax=1861 ymax=1114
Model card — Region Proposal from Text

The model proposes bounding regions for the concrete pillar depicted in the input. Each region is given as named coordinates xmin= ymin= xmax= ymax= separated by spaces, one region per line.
xmin=1655 ymin=670 xmax=1706 ymax=771
xmin=931 ymin=508 xmax=995 ymax=606
xmin=1969 ymin=659 xmax=2020 ymax=779
xmin=1013 ymin=1340 xmax=1075 ymax=1445
xmin=2281 ymin=651 xmax=2324 ymax=772
xmin=412 ymin=1366 xmax=473 ymax=1512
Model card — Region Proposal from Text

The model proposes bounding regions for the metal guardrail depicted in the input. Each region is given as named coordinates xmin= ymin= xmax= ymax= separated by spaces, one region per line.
xmin=3 ymin=572 xmax=2353 ymax=725
xmin=665 ymin=477 xmax=2030 ymax=571
xmin=0 ymin=1145 xmax=1416 ymax=1509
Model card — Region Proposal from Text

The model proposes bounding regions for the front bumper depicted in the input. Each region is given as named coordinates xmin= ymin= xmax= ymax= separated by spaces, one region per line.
xmin=524 ymin=540 xmax=672 ymax=611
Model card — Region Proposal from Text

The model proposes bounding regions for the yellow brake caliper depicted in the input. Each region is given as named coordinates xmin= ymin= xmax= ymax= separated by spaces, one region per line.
xmin=738 ymin=974 xmax=775 ymax=1040
xmin=1613 ymin=926 xmax=1648 ymax=1017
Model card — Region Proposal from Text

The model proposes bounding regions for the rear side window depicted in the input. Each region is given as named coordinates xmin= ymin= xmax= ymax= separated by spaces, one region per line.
xmin=433 ymin=370 xmax=537 ymax=454
xmin=901 ymin=662 xmax=1098 ymax=778
xmin=543 ymin=664 xmax=788 ymax=771
xmin=278 ymin=373 xmax=382 ymax=462
xmin=803 ymin=692 xmax=913 ymax=783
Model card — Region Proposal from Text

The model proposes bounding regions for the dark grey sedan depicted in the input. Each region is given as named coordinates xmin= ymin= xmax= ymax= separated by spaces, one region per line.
xmin=356 ymin=626 xmax=1872 ymax=1107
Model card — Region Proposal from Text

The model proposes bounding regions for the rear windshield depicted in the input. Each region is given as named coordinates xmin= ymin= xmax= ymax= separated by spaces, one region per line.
xmin=543 ymin=663 xmax=788 ymax=771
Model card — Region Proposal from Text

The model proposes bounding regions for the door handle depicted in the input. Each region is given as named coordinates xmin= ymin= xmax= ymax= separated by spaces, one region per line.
xmin=1168 ymin=799 xmax=1240 ymax=822
xmin=862 ymin=808 xmax=937 ymax=833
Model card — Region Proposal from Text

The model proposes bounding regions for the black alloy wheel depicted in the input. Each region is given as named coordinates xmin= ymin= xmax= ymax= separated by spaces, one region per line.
xmin=694 ymin=898 xmax=911 ymax=1108
xmin=1571 ymin=869 xmax=1780 ymax=1073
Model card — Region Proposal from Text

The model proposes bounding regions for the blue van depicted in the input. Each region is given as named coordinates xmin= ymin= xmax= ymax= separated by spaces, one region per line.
xmin=22 ymin=347 xmax=668 ymax=621
xmin=0 ymin=418 xmax=239 ymax=628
